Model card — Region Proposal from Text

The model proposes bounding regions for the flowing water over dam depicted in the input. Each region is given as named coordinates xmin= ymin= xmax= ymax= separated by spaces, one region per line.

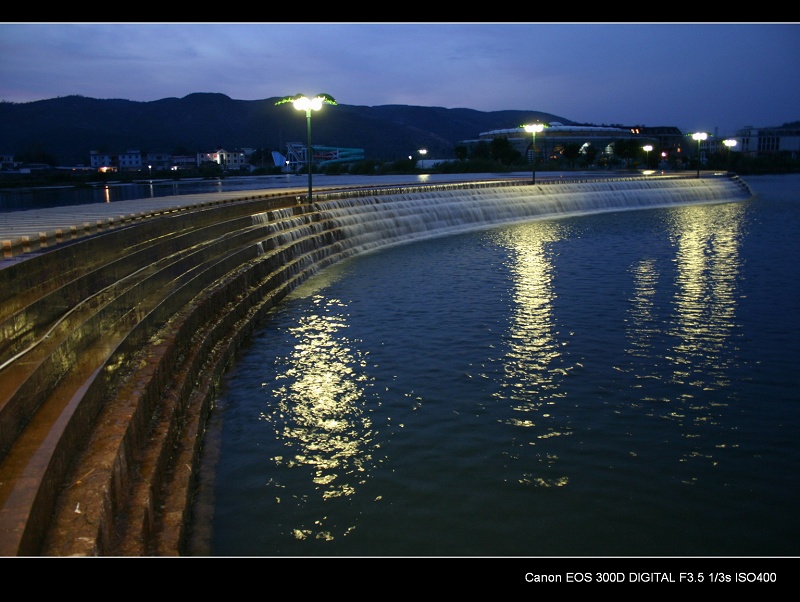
xmin=304 ymin=177 xmax=750 ymax=255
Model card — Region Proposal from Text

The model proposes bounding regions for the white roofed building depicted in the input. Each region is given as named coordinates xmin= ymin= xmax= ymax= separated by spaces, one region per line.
xmin=461 ymin=122 xmax=663 ymax=165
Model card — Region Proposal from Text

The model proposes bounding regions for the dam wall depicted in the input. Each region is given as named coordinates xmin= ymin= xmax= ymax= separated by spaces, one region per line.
xmin=0 ymin=175 xmax=754 ymax=556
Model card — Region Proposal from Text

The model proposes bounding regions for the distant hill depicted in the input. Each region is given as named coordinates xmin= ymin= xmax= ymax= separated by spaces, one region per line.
xmin=0 ymin=93 xmax=576 ymax=166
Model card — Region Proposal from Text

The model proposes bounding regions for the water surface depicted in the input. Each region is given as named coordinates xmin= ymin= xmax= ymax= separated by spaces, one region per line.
xmin=191 ymin=175 xmax=800 ymax=557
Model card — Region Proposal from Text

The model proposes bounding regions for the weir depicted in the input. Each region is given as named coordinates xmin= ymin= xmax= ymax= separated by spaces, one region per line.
xmin=0 ymin=174 xmax=753 ymax=556
xmin=311 ymin=176 xmax=753 ymax=255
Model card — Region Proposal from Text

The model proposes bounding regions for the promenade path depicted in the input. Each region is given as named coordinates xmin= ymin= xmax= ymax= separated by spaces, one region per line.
xmin=0 ymin=185 xmax=345 ymax=260
xmin=0 ymin=173 xmax=527 ymax=260
xmin=0 ymin=189 xmax=300 ymax=260
xmin=2 ymin=170 xmax=669 ymax=260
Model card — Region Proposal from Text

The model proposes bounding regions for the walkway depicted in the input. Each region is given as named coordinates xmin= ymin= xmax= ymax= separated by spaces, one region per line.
xmin=0 ymin=187 xmax=311 ymax=260
xmin=1 ymin=173 xmax=541 ymax=260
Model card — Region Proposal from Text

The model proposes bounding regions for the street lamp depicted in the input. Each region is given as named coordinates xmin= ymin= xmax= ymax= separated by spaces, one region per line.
xmin=523 ymin=123 xmax=544 ymax=184
xmin=418 ymin=148 xmax=427 ymax=170
xmin=692 ymin=132 xmax=707 ymax=178
xmin=723 ymin=139 xmax=737 ymax=172
xmin=642 ymin=145 xmax=653 ymax=171
xmin=148 ymin=164 xmax=152 ymax=179
xmin=276 ymin=93 xmax=337 ymax=202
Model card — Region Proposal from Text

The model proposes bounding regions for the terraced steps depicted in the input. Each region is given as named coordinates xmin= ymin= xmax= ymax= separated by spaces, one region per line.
xmin=0 ymin=192 xmax=346 ymax=555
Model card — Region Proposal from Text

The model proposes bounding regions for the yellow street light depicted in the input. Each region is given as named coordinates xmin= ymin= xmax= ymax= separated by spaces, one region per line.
xmin=276 ymin=93 xmax=337 ymax=202
xmin=418 ymin=148 xmax=427 ymax=170
xmin=692 ymin=132 xmax=707 ymax=178
xmin=523 ymin=123 xmax=545 ymax=184
xmin=723 ymin=139 xmax=737 ymax=173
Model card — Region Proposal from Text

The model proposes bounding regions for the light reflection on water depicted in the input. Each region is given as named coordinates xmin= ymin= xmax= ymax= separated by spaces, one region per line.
xmin=196 ymin=177 xmax=800 ymax=557
xmin=491 ymin=221 xmax=574 ymax=488
xmin=666 ymin=203 xmax=745 ymax=389
xmin=621 ymin=202 xmax=747 ymax=487
xmin=259 ymin=295 xmax=377 ymax=541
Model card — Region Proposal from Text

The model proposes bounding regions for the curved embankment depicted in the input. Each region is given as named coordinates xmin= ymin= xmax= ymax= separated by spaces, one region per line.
xmin=0 ymin=174 xmax=753 ymax=556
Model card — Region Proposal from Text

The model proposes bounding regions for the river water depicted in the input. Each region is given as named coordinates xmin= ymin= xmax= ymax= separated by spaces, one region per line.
xmin=185 ymin=174 xmax=800 ymax=558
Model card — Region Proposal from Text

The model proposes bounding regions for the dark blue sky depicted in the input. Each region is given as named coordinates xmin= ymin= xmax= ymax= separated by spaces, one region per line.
xmin=1 ymin=22 xmax=798 ymax=136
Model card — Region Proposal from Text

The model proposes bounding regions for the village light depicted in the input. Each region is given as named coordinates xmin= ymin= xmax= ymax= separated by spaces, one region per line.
xmin=692 ymin=132 xmax=707 ymax=178
xmin=276 ymin=94 xmax=338 ymax=202
xmin=523 ymin=123 xmax=545 ymax=184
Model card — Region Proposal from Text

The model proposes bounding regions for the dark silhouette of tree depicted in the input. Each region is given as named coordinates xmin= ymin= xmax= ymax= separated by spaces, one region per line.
xmin=583 ymin=143 xmax=598 ymax=166
xmin=16 ymin=145 xmax=57 ymax=166
xmin=470 ymin=141 xmax=492 ymax=161
xmin=613 ymin=138 xmax=640 ymax=168
xmin=562 ymin=143 xmax=582 ymax=168
xmin=490 ymin=137 xmax=522 ymax=165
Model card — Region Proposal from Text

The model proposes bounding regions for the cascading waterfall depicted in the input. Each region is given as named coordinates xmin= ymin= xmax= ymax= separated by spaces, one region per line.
xmin=310 ymin=177 xmax=752 ymax=257
xmin=240 ymin=177 xmax=752 ymax=319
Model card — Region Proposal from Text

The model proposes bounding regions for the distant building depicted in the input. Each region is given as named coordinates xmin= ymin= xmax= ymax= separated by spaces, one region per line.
xmin=89 ymin=148 xmax=251 ymax=173
xmin=276 ymin=143 xmax=365 ymax=172
xmin=117 ymin=149 xmax=143 ymax=172
xmin=170 ymin=155 xmax=198 ymax=171
xmin=460 ymin=122 xmax=679 ymax=164
xmin=144 ymin=152 xmax=172 ymax=171
xmin=640 ymin=126 xmax=686 ymax=165
xmin=197 ymin=148 xmax=248 ymax=171
xmin=89 ymin=150 xmax=117 ymax=172
xmin=0 ymin=154 xmax=18 ymax=170
xmin=727 ymin=124 xmax=800 ymax=159
xmin=89 ymin=149 xmax=148 ymax=173
xmin=68 ymin=121 xmax=800 ymax=174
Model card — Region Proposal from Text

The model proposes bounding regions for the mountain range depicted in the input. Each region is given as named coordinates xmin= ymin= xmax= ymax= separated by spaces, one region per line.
xmin=0 ymin=93 xmax=579 ymax=166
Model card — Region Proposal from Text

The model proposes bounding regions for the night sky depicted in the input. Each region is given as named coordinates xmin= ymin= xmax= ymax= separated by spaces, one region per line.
xmin=1 ymin=22 xmax=798 ymax=136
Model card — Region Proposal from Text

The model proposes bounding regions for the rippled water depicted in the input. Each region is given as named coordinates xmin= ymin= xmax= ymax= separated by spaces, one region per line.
xmin=190 ymin=175 xmax=800 ymax=557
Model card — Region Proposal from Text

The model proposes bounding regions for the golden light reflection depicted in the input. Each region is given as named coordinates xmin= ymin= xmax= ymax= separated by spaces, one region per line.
xmin=259 ymin=295 xmax=376 ymax=538
xmin=492 ymin=220 xmax=574 ymax=487
xmin=626 ymin=258 xmax=660 ymax=357
xmin=667 ymin=202 xmax=745 ymax=393
xmin=623 ymin=202 xmax=746 ymax=474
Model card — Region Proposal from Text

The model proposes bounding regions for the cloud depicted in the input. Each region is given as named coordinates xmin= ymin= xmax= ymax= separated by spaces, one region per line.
xmin=1 ymin=22 xmax=798 ymax=135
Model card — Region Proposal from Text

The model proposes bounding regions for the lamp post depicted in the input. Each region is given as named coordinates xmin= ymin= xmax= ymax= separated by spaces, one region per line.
xmin=418 ymin=148 xmax=427 ymax=170
xmin=148 ymin=164 xmax=152 ymax=179
xmin=642 ymin=145 xmax=653 ymax=172
xmin=523 ymin=123 xmax=544 ymax=184
xmin=723 ymin=139 xmax=737 ymax=173
xmin=276 ymin=93 xmax=337 ymax=202
xmin=692 ymin=132 xmax=707 ymax=178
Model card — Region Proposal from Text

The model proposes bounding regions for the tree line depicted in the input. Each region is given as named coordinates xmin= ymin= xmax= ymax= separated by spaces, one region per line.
xmin=3 ymin=137 xmax=798 ymax=189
